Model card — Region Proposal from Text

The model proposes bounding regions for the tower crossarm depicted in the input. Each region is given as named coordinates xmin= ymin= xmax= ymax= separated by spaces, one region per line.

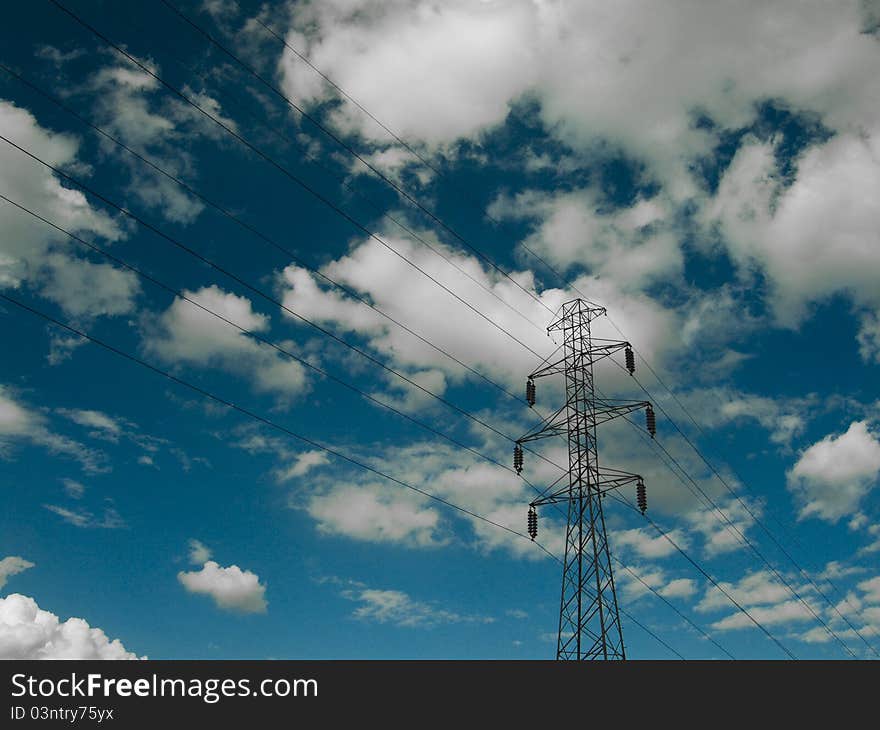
xmin=592 ymin=399 xmax=650 ymax=426
xmin=528 ymin=340 xmax=631 ymax=380
xmin=516 ymin=403 xmax=568 ymax=444
xmin=530 ymin=469 xmax=642 ymax=507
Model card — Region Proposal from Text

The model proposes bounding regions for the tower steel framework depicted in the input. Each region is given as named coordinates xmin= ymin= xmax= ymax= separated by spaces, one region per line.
xmin=517 ymin=299 xmax=654 ymax=660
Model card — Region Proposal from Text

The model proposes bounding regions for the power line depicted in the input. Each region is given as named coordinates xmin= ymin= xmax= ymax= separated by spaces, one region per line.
xmin=0 ymin=290 xmax=557 ymax=559
xmin=608 ymin=493 xmax=799 ymax=660
xmin=515 ymin=455 xmax=737 ymax=658
xmin=157 ymin=0 xmax=557 ymax=319
xmin=605 ymin=401 xmax=858 ymax=658
xmin=48 ymin=0 xmax=548 ymax=362
xmin=0 ymin=290 xmax=686 ymax=659
xmin=0 ymin=134 xmax=571 ymax=478
xmin=0 ymin=191 xmax=545 ymax=487
xmin=610 ymin=557 xmax=737 ymax=659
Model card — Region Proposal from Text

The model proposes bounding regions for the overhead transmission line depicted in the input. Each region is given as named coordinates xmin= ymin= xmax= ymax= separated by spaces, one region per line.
xmin=609 ymin=493 xmax=799 ymax=660
xmin=0 ymin=291 xmax=686 ymax=660
xmin=0 ymin=167 xmax=742 ymax=660
xmin=0 ymin=137 xmax=772 ymax=665
xmin=606 ymin=405 xmax=857 ymax=658
xmin=33 ymin=0 xmax=852 ymax=657
xmin=203 ymin=4 xmax=874 ymax=657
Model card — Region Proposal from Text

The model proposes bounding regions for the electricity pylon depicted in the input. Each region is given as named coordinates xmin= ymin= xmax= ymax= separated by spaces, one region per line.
xmin=516 ymin=299 xmax=655 ymax=660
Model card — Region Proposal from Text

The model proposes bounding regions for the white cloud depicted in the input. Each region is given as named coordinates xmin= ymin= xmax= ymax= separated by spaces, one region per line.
xmin=858 ymin=576 xmax=880 ymax=605
xmin=280 ymin=0 xmax=540 ymax=148
xmin=0 ymin=557 xmax=34 ymax=590
xmin=0 ymin=593 xmax=142 ymax=659
xmin=857 ymin=310 xmax=880 ymax=363
xmin=488 ymin=188 xmax=682 ymax=291
xmin=341 ymin=584 xmax=492 ymax=628
xmin=278 ymin=1 xmax=878 ymax=199
xmin=697 ymin=570 xmax=795 ymax=613
xmin=178 ymin=560 xmax=267 ymax=614
xmin=682 ymin=388 xmax=810 ymax=446
xmin=711 ymin=598 xmax=817 ymax=631
xmin=0 ymin=100 xmax=138 ymax=320
xmin=274 ymin=450 xmax=330 ymax=483
xmin=613 ymin=526 xmax=690 ymax=559
xmin=704 ymin=132 xmax=880 ymax=326
xmin=787 ymin=420 xmax=880 ymax=522
xmin=86 ymin=58 xmax=237 ymax=225
xmin=61 ymin=478 xmax=85 ymax=498
xmin=0 ymin=386 xmax=107 ymax=473
xmin=57 ymin=409 xmax=122 ymax=441
xmin=142 ymin=285 xmax=309 ymax=398
xmin=618 ymin=563 xmax=697 ymax=602
xmin=44 ymin=504 xmax=125 ymax=529
xmin=187 ymin=539 xmax=213 ymax=565
xmin=684 ymin=497 xmax=761 ymax=557
xmin=277 ymin=228 xmax=680 ymax=392
xmin=306 ymin=483 xmax=443 ymax=547
xmin=696 ymin=569 xmax=820 ymax=632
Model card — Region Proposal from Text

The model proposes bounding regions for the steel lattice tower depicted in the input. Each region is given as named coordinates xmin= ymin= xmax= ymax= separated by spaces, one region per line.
xmin=517 ymin=299 xmax=654 ymax=660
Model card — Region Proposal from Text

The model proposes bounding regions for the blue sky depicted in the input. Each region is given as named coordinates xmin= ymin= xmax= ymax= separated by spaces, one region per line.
xmin=1 ymin=0 xmax=880 ymax=660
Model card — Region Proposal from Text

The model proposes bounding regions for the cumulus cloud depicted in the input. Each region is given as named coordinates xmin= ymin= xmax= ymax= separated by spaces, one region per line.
xmin=0 ymin=594 xmax=142 ymax=659
xmin=0 ymin=557 xmax=34 ymax=590
xmin=178 ymin=560 xmax=267 ymax=614
xmin=57 ymin=409 xmax=122 ymax=441
xmin=278 ymin=1 xmax=878 ymax=197
xmin=274 ymin=450 xmax=330 ymax=483
xmin=787 ymin=421 xmax=880 ymax=522
xmin=0 ymin=100 xmax=138 ymax=322
xmin=488 ymin=188 xmax=682 ymax=291
xmin=613 ymin=526 xmax=690 ymax=559
xmin=684 ymin=497 xmax=762 ymax=557
xmin=142 ymin=285 xmax=309 ymax=398
xmin=306 ymin=483 xmax=443 ymax=547
xmin=273 ymin=0 xmax=880 ymax=360
xmin=277 ymin=227 xmax=680 ymax=393
xmin=704 ymin=133 xmax=880 ymax=326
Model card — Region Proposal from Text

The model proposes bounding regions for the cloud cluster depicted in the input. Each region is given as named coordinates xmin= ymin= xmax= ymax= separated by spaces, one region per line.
xmin=0 ymin=593 xmax=142 ymax=659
